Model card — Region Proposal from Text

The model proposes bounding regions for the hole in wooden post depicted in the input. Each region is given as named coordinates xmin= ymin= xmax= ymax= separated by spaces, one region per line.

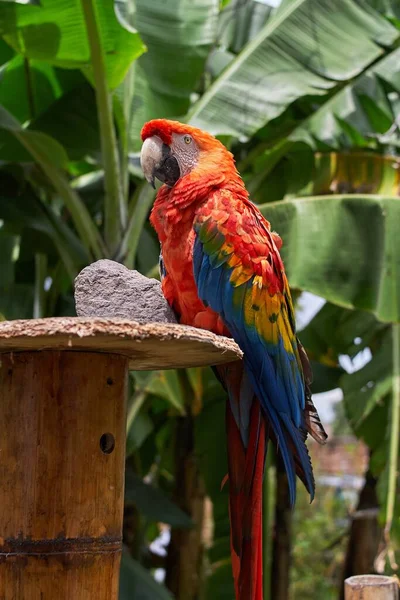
xmin=106 ymin=377 xmax=114 ymax=386
xmin=100 ymin=433 xmax=115 ymax=454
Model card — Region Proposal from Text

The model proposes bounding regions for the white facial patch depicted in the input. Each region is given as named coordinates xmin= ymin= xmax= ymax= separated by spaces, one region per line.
xmin=170 ymin=133 xmax=200 ymax=177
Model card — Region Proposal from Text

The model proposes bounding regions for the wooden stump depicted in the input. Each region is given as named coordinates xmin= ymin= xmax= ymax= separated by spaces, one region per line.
xmin=0 ymin=351 xmax=128 ymax=600
xmin=345 ymin=575 xmax=399 ymax=600
xmin=0 ymin=317 xmax=241 ymax=599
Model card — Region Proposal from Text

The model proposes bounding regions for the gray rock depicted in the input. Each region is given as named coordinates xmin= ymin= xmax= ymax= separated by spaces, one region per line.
xmin=74 ymin=259 xmax=177 ymax=324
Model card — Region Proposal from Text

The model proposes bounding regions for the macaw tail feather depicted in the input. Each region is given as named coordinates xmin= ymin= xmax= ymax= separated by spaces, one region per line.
xmin=219 ymin=361 xmax=266 ymax=600
xmin=216 ymin=353 xmax=324 ymax=600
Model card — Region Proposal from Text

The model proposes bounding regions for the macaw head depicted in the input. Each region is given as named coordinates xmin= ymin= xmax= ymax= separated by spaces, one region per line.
xmin=140 ymin=119 xmax=233 ymax=189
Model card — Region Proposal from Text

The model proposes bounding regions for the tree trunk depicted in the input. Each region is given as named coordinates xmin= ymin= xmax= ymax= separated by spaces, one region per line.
xmin=165 ymin=373 xmax=206 ymax=600
xmin=340 ymin=468 xmax=381 ymax=600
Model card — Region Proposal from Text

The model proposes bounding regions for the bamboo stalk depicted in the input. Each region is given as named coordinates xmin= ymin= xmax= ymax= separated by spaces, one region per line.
xmin=0 ymin=351 xmax=128 ymax=599
xmin=345 ymin=575 xmax=399 ymax=599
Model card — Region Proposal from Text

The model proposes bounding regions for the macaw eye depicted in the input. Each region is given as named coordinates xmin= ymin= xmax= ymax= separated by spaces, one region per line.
xmin=184 ymin=135 xmax=192 ymax=144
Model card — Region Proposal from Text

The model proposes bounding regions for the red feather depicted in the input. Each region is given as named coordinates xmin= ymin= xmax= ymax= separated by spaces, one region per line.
xmin=220 ymin=362 xmax=265 ymax=600
xmin=141 ymin=119 xmax=173 ymax=146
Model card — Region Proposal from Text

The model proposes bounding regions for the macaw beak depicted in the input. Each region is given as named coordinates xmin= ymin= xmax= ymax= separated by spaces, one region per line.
xmin=140 ymin=135 xmax=181 ymax=188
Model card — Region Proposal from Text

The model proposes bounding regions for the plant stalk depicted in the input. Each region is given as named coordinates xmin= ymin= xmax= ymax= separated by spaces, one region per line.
xmin=23 ymin=58 xmax=35 ymax=121
xmin=384 ymin=323 xmax=400 ymax=550
xmin=271 ymin=457 xmax=292 ymax=600
xmin=81 ymin=0 xmax=126 ymax=253
xmin=126 ymin=389 xmax=147 ymax=434
xmin=263 ymin=448 xmax=276 ymax=600
xmin=117 ymin=184 xmax=155 ymax=266
xmin=33 ymin=253 xmax=47 ymax=318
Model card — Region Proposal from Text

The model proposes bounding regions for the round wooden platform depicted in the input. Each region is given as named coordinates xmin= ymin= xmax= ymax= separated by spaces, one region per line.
xmin=0 ymin=317 xmax=242 ymax=370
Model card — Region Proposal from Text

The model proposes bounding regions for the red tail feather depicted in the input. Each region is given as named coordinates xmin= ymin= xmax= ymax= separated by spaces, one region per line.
xmin=226 ymin=399 xmax=265 ymax=600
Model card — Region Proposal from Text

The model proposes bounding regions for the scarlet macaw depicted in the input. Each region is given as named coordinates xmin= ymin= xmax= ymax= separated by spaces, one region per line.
xmin=140 ymin=119 xmax=327 ymax=600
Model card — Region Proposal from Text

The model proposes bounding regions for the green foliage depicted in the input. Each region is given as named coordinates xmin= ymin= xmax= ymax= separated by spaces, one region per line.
xmin=290 ymin=486 xmax=348 ymax=599
xmin=190 ymin=0 xmax=399 ymax=138
xmin=120 ymin=551 xmax=173 ymax=600
xmin=119 ymin=0 xmax=219 ymax=152
xmin=125 ymin=469 xmax=193 ymax=529
xmin=0 ymin=0 xmax=145 ymax=87
xmin=261 ymin=195 xmax=400 ymax=322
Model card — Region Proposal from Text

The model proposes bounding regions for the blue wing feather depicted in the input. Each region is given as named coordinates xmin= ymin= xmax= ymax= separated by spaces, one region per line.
xmin=193 ymin=221 xmax=314 ymax=503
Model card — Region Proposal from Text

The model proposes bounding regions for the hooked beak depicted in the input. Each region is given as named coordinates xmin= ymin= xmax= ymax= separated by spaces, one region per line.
xmin=140 ymin=136 xmax=181 ymax=188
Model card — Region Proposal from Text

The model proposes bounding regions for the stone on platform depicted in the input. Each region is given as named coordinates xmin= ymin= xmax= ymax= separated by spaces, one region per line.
xmin=74 ymin=259 xmax=176 ymax=324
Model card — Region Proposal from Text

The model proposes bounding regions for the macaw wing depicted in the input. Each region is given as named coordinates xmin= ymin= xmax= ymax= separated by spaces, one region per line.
xmin=192 ymin=190 xmax=325 ymax=502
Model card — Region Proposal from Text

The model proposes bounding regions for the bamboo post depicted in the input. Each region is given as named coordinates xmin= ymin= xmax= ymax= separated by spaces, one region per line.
xmin=345 ymin=575 xmax=399 ymax=600
xmin=0 ymin=317 xmax=241 ymax=600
